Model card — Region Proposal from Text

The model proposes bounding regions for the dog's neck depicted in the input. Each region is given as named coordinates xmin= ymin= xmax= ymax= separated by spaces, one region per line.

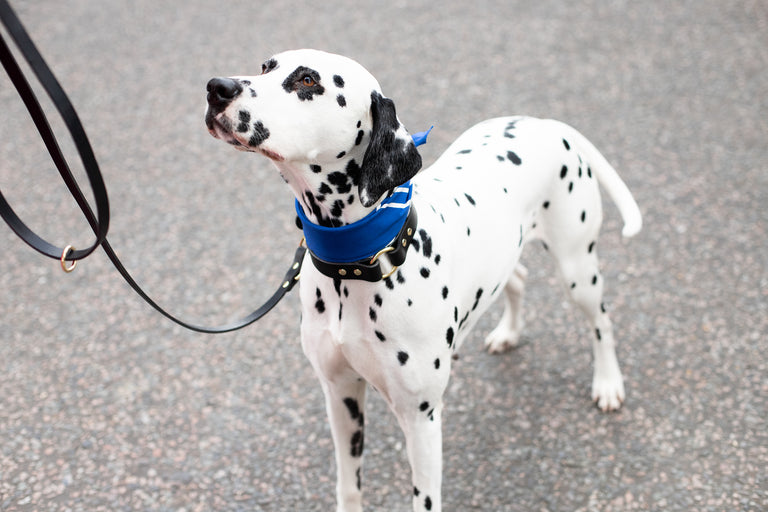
xmin=272 ymin=151 xmax=377 ymax=228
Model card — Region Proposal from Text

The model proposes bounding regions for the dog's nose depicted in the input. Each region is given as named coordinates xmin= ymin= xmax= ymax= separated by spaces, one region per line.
xmin=206 ymin=77 xmax=243 ymax=107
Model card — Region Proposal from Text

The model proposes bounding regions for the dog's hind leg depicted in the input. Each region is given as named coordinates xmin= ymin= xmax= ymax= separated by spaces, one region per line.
xmin=552 ymin=241 xmax=625 ymax=411
xmin=484 ymin=263 xmax=528 ymax=354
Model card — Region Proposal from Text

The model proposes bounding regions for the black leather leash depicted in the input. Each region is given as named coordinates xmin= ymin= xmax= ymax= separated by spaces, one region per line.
xmin=0 ymin=0 xmax=304 ymax=333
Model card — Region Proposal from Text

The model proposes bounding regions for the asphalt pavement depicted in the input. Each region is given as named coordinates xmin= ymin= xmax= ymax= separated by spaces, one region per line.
xmin=1 ymin=1 xmax=766 ymax=510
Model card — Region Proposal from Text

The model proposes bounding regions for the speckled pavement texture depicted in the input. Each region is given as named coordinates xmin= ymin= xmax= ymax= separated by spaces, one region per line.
xmin=1 ymin=1 xmax=766 ymax=510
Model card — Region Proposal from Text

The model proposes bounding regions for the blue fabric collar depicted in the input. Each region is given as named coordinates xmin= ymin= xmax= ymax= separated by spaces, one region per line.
xmin=296 ymin=182 xmax=413 ymax=263
xmin=295 ymin=127 xmax=431 ymax=264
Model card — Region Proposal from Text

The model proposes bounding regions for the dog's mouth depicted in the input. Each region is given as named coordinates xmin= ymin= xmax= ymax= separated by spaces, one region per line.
xmin=206 ymin=112 xmax=284 ymax=161
xmin=206 ymin=113 xmax=238 ymax=144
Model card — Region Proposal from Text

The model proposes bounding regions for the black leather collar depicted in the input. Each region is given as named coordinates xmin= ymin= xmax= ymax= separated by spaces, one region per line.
xmin=306 ymin=206 xmax=418 ymax=282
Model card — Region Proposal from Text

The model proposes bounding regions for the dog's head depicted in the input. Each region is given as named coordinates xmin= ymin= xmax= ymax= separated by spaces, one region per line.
xmin=205 ymin=49 xmax=422 ymax=210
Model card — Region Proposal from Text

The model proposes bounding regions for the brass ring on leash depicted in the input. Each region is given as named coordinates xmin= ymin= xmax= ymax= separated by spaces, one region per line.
xmin=60 ymin=245 xmax=77 ymax=273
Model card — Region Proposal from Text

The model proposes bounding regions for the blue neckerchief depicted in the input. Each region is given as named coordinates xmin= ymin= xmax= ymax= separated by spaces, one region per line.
xmin=295 ymin=128 xmax=431 ymax=264
xmin=296 ymin=182 xmax=412 ymax=263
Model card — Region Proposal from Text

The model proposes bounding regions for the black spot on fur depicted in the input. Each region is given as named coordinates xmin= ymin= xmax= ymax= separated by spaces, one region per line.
xmin=310 ymin=164 xmax=322 ymax=174
xmin=434 ymin=358 xmax=440 ymax=369
xmin=355 ymin=129 xmax=365 ymax=146
xmin=314 ymin=288 xmax=325 ymax=313
xmin=350 ymin=430 xmax=364 ymax=457
xmin=374 ymin=294 xmax=383 ymax=307
xmin=418 ymin=229 xmax=433 ymax=258
xmin=425 ymin=496 xmax=432 ymax=510
xmin=569 ymin=181 xmax=574 ymax=193
xmin=446 ymin=327 xmax=454 ymax=348
xmin=419 ymin=401 xmax=430 ymax=412
xmin=595 ymin=328 xmax=602 ymax=341
xmin=581 ymin=210 xmax=587 ymax=222
xmin=560 ymin=165 xmax=568 ymax=179
xmin=588 ymin=241 xmax=596 ymax=253
xmin=249 ymin=121 xmax=270 ymax=147
xmin=328 ymin=171 xmax=352 ymax=194
xmin=472 ymin=288 xmax=484 ymax=310
xmin=375 ymin=330 xmax=386 ymax=342
xmin=398 ymin=351 xmax=409 ymax=365
xmin=420 ymin=267 xmax=430 ymax=278
xmin=337 ymin=151 xmax=346 ymax=159
xmin=464 ymin=193 xmax=476 ymax=206
xmin=414 ymin=487 xmax=420 ymax=497
xmin=346 ymin=159 xmax=362 ymax=186
xmin=333 ymin=74 xmax=345 ymax=88
xmin=507 ymin=151 xmax=522 ymax=165
xmin=563 ymin=139 xmax=570 ymax=150
xmin=497 ymin=155 xmax=505 ymax=162
xmin=337 ymin=94 xmax=347 ymax=107
xmin=369 ymin=307 xmax=377 ymax=322
xmin=459 ymin=311 xmax=470 ymax=329
xmin=343 ymin=398 xmax=364 ymax=427
xmin=442 ymin=286 xmax=449 ymax=299
xmin=237 ymin=110 xmax=251 ymax=132
xmin=331 ymin=199 xmax=344 ymax=218
xmin=457 ymin=149 xmax=472 ymax=154
xmin=592 ymin=274 xmax=599 ymax=285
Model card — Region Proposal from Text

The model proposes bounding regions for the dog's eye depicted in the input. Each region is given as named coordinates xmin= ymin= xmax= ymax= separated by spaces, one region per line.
xmin=302 ymin=75 xmax=316 ymax=87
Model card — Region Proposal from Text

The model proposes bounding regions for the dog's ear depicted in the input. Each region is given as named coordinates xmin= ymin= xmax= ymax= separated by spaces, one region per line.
xmin=358 ymin=91 xmax=422 ymax=207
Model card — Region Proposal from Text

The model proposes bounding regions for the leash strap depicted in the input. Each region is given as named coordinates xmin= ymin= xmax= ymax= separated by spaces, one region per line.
xmin=0 ymin=0 xmax=304 ymax=333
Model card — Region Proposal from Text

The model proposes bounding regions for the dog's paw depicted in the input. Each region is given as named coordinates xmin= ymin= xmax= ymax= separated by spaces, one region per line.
xmin=591 ymin=374 xmax=625 ymax=412
xmin=484 ymin=326 xmax=523 ymax=354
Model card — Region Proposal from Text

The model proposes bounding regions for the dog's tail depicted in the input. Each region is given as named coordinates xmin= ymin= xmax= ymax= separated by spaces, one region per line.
xmin=559 ymin=122 xmax=643 ymax=238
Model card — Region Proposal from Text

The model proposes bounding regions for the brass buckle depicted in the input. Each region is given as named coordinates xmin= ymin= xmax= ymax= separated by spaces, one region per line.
xmin=60 ymin=245 xmax=77 ymax=273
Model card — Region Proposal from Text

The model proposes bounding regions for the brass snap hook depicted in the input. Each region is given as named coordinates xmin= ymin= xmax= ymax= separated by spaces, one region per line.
xmin=60 ymin=245 xmax=77 ymax=273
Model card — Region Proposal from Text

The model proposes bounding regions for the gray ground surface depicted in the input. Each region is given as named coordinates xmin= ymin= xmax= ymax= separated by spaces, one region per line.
xmin=1 ymin=1 xmax=766 ymax=510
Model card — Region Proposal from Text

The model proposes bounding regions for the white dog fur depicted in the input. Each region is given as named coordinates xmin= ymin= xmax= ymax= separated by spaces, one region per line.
xmin=205 ymin=49 xmax=641 ymax=512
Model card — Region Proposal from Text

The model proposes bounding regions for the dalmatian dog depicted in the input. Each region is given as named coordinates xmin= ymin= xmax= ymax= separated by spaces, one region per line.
xmin=205 ymin=49 xmax=641 ymax=512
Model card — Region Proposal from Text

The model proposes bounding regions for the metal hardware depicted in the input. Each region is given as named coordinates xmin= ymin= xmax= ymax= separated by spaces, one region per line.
xmin=369 ymin=245 xmax=395 ymax=265
xmin=60 ymin=245 xmax=77 ymax=273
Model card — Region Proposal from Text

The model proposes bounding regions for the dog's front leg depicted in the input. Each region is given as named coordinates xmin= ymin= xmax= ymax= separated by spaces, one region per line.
xmin=322 ymin=377 xmax=367 ymax=512
xmin=396 ymin=402 xmax=444 ymax=512
xmin=302 ymin=330 xmax=367 ymax=512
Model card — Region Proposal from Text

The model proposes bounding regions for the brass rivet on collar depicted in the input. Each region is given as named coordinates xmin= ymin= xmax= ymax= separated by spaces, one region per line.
xmin=338 ymin=268 xmax=347 ymax=276
xmin=407 ymin=227 xmax=413 ymax=236
xmin=353 ymin=269 xmax=362 ymax=276
xmin=402 ymin=238 xmax=407 ymax=247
